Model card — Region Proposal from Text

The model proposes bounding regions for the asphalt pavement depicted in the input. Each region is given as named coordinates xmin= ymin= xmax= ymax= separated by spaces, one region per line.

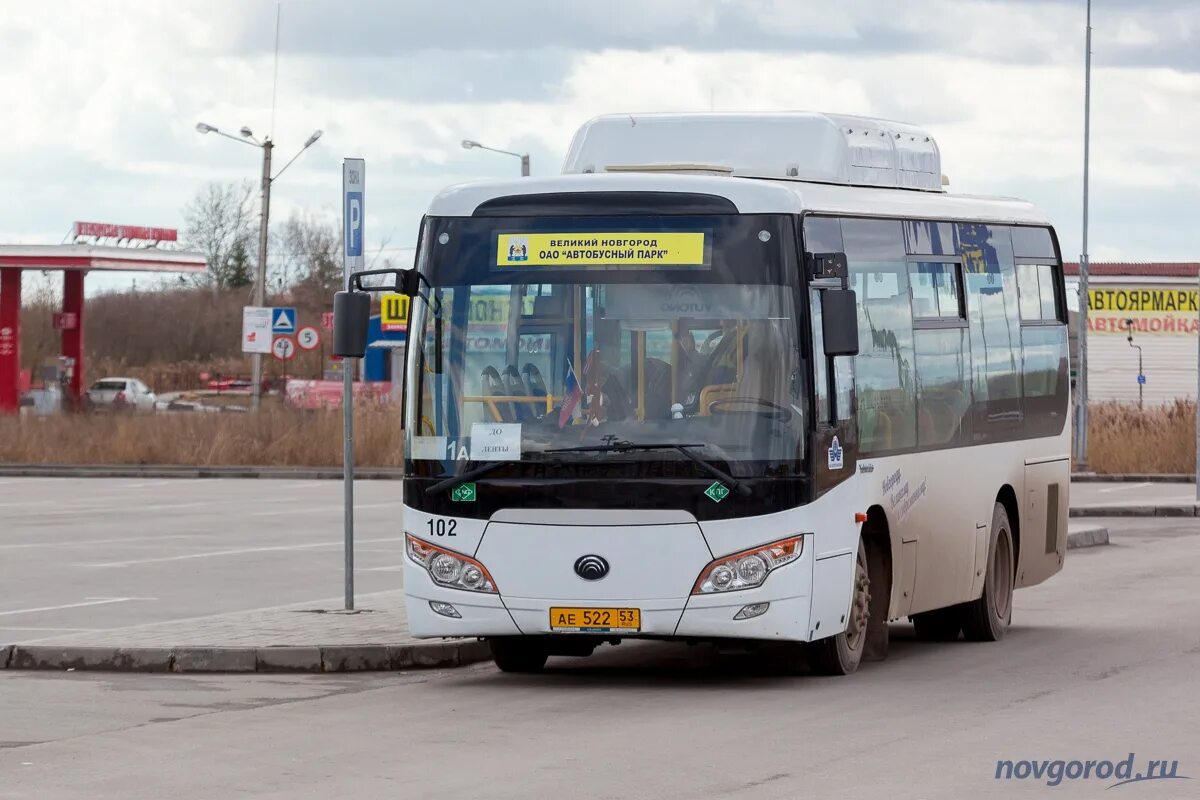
xmin=0 ymin=478 xmax=406 ymax=641
xmin=1 ymin=516 xmax=1197 ymax=799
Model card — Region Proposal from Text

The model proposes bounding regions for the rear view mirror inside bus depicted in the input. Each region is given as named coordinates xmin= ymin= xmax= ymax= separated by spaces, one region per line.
xmin=821 ymin=289 xmax=859 ymax=356
xmin=332 ymin=291 xmax=371 ymax=358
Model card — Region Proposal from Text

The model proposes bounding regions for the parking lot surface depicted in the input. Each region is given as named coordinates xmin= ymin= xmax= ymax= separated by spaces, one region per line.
xmin=0 ymin=478 xmax=405 ymax=640
xmin=2 ymin=514 xmax=1197 ymax=799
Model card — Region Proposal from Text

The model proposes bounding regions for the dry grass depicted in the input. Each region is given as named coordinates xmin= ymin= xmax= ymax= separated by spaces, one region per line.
xmin=1087 ymin=401 xmax=1195 ymax=475
xmin=0 ymin=406 xmax=403 ymax=467
xmin=1 ymin=401 xmax=1191 ymax=473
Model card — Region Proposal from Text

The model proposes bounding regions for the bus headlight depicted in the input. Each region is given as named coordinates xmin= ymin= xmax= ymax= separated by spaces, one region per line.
xmin=691 ymin=535 xmax=804 ymax=594
xmin=406 ymin=535 xmax=498 ymax=593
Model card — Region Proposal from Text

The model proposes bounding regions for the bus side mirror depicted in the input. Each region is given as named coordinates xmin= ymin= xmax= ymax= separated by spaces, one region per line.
xmin=822 ymin=289 xmax=859 ymax=356
xmin=333 ymin=291 xmax=371 ymax=358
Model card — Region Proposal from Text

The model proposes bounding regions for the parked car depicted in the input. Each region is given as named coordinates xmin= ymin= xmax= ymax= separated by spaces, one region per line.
xmin=86 ymin=377 xmax=157 ymax=412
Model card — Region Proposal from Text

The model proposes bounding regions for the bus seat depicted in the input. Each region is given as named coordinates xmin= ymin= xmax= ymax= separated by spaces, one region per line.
xmin=916 ymin=407 xmax=936 ymax=443
xmin=699 ymin=383 xmax=737 ymax=415
xmin=642 ymin=357 xmax=672 ymax=419
xmin=481 ymin=366 xmax=514 ymax=422
xmin=522 ymin=363 xmax=548 ymax=398
xmin=864 ymin=407 xmax=893 ymax=451
xmin=504 ymin=365 xmax=532 ymax=421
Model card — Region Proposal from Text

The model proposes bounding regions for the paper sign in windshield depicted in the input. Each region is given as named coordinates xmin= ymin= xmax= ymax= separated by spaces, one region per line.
xmin=496 ymin=232 xmax=706 ymax=267
xmin=469 ymin=423 xmax=521 ymax=461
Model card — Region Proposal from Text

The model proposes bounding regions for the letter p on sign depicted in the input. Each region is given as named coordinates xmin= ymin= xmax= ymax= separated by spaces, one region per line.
xmin=345 ymin=192 xmax=363 ymax=257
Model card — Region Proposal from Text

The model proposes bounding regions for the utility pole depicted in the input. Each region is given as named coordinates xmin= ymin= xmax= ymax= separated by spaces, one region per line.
xmin=1074 ymin=0 xmax=1093 ymax=469
xmin=196 ymin=123 xmax=321 ymax=409
xmin=252 ymin=139 xmax=274 ymax=411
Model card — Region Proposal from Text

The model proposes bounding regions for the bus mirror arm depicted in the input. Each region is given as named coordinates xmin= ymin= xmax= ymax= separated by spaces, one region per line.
xmin=347 ymin=268 xmax=439 ymax=311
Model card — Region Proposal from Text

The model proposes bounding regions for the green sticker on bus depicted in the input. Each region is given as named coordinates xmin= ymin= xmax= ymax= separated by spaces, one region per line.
xmin=451 ymin=483 xmax=476 ymax=502
xmin=704 ymin=482 xmax=730 ymax=503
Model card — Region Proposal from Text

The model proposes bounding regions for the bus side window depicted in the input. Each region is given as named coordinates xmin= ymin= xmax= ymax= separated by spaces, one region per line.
xmin=842 ymin=218 xmax=916 ymax=454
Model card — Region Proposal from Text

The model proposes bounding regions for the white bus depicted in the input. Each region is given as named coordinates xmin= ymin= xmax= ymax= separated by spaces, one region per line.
xmin=336 ymin=112 xmax=1070 ymax=675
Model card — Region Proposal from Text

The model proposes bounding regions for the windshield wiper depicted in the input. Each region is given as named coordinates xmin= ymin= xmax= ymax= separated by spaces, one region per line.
xmin=424 ymin=460 xmax=516 ymax=495
xmin=544 ymin=441 xmax=751 ymax=496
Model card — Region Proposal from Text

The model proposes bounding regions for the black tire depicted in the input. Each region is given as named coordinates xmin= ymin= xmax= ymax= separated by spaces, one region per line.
xmin=808 ymin=538 xmax=870 ymax=676
xmin=962 ymin=502 xmax=1015 ymax=642
xmin=488 ymin=638 xmax=549 ymax=673
xmin=911 ymin=607 xmax=962 ymax=642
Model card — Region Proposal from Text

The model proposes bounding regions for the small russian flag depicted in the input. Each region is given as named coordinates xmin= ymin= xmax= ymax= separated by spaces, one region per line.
xmin=558 ymin=358 xmax=582 ymax=428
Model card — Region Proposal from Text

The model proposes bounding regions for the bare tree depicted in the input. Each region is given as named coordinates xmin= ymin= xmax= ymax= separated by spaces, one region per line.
xmin=182 ymin=181 xmax=257 ymax=292
xmin=277 ymin=212 xmax=342 ymax=307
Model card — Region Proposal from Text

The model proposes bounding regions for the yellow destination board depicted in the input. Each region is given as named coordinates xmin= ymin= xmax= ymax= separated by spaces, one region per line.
xmin=496 ymin=232 xmax=706 ymax=267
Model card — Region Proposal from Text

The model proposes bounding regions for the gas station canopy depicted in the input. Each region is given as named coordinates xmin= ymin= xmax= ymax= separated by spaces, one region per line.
xmin=0 ymin=229 xmax=208 ymax=414
xmin=0 ymin=244 xmax=206 ymax=273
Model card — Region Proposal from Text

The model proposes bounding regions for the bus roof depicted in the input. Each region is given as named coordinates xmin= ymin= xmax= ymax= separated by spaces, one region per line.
xmin=426 ymin=172 xmax=1051 ymax=226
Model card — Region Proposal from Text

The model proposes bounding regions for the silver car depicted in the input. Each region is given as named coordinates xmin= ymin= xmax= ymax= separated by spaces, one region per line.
xmin=87 ymin=377 xmax=157 ymax=412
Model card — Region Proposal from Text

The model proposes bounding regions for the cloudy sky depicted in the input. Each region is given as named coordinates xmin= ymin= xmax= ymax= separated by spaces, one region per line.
xmin=1 ymin=0 xmax=1197 ymax=294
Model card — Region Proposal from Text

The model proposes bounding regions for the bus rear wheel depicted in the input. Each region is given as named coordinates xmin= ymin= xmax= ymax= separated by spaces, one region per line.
xmin=808 ymin=538 xmax=870 ymax=676
xmin=488 ymin=637 xmax=549 ymax=673
xmin=961 ymin=503 xmax=1015 ymax=642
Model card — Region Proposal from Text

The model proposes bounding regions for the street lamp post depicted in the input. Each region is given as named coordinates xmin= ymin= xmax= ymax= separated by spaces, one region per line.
xmin=461 ymin=138 xmax=530 ymax=176
xmin=1074 ymin=0 xmax=1093 ymax=468
xmin=196 ymin=122 xmax=323 ymax=410
xmin=1125 ymin=318 xmax=1144 ymax=410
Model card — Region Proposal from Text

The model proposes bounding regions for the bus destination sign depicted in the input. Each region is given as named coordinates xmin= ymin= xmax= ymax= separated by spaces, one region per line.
xmin=496 ymin=232 xmax=706 ymax=268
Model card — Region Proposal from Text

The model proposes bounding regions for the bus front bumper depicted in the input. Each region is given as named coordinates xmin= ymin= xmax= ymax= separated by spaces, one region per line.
xmin=405 ymin=561 xmax=818 ymax=642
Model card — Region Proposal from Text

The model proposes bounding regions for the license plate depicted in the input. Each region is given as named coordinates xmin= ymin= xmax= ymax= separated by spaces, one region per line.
xmin=549 ymin=607 xmax=641 ymax=633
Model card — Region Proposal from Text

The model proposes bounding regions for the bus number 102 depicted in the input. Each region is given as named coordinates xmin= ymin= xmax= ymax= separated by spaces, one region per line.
xmin=427 ymin=519 xmax=457 ymax=537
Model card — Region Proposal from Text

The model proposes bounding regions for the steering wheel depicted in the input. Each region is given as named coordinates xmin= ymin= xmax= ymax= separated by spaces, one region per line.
xmin=707 ymin=396 xmax=794 ymax=422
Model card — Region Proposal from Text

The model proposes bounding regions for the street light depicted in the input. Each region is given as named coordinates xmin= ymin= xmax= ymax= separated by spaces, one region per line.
xmin=461 ymin=138 xmax=530 ymax=176
xmin=1125 ymin=318 xmax=1145 ymax=410
xmin=196 ymin=121 xmax=323 ymax=410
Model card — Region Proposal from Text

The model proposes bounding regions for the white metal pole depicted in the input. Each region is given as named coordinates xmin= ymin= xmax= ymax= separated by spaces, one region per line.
xmin=1074 ymin=0 xmax=1092 ymax=468
xmin=341 ymin=159 xmax=364 ymax=611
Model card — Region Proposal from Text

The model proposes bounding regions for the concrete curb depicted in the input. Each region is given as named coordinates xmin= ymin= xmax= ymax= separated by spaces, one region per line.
xmin=1070 ymin=505 xmax=1198 ymax=518
xmin=1 ymin=640 xmax=492 ymax=674
xmin=1071 ymin=473 xmax=1192 ymax=483
xmin=1066 ymin=526 xmax=1110 ymax=550
xmin=0 ymin=464 xmax=403 ymax=480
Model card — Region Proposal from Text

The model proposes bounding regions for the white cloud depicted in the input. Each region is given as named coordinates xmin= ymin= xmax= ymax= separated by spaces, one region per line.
xmin=1 ymin=0 xmax=1198 ymax=300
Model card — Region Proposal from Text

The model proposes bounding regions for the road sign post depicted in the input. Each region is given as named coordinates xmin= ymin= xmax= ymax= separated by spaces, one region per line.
xmin=342 ymin=158 xmax=365 ymax=612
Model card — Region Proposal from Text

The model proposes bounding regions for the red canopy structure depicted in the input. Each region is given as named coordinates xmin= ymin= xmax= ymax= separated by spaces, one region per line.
xmin=0 ymin=232 xmax=207 ymax=414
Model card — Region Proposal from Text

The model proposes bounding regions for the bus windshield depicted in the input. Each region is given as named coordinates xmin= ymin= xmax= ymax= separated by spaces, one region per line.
xmin=405 ymin=214 xmax=806 ymax=481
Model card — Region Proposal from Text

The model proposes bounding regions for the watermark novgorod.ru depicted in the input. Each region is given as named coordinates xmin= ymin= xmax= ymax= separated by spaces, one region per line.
xmin=995 ymin=753 xmax=1190 ymax=789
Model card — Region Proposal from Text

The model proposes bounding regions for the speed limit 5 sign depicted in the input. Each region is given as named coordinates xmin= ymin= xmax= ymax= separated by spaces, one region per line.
xmin=296 ymin=326 xmax=321 ymax=351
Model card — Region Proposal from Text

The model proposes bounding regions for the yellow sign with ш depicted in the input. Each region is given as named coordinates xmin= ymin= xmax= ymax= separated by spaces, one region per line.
xmin=380 ymin=293 xmax=410 ymax=331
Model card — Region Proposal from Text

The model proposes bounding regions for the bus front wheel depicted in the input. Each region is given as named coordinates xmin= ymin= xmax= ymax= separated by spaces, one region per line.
xmin=961 ymin=503 xmax=1015 ymax=642
xmin=808 ymin=537 xmax=871 ymax=676
xmin=488 ymin=637 xmax=549 ymax=673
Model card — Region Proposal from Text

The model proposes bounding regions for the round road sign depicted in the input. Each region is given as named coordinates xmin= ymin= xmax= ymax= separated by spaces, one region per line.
xmin=296 ymin=326 xmax=321 ymax=351
xmin=272 ymin=335 xmax=297 ymax=361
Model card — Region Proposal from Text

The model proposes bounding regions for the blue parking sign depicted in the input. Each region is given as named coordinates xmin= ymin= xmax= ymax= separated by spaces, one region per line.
xmin=272 ymin=307 xmax=296 ymax=334
xmin=345 ymin=191 xmax=363 ymax=258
